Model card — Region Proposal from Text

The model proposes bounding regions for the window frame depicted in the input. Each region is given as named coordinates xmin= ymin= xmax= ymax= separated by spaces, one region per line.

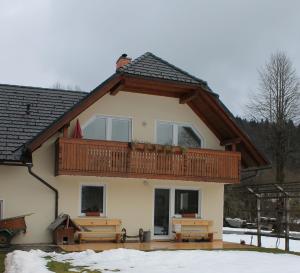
xmin=174 ymin=189 xmax=200 ymax=215
xmin=0 ymin=199 xmax=4 ymax=220
xmin=82 ymin=115 xmax=132 ymax=142
xmin=155 ymin=120 xmax=204 ymax=148
xmin=152 ymin=185 xmax=202 ymax=239
xmin=79 ymin=183 xmax=107 ymax=217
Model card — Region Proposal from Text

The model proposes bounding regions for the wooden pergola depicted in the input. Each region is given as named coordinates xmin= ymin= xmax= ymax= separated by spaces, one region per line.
xmin=227 ymin=181 xmax=300 ymax=251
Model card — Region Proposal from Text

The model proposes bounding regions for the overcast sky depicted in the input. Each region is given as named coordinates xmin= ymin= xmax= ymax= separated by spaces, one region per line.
xmin=1 ymin=0 xmax=300 ymax=116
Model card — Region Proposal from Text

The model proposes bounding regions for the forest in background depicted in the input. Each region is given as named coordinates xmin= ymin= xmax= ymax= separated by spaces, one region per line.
xmin=224 ymin=117 xmax=300 ymax=223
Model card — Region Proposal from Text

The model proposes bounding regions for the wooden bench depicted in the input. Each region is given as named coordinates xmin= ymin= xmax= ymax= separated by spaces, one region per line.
xmin=73 ymin=218 xmax=122 ymax=243
xmin=172 ymin=218 xmax=214 ymax=242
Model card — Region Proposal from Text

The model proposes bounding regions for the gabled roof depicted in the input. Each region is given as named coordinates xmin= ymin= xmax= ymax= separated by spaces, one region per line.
xmin=0 ymin=84 xmax=87 ymax=161
xmin=0 ymin=52 xmax=269 ymax=168
xmin=118 ymin=52 xmax=210 ymax=88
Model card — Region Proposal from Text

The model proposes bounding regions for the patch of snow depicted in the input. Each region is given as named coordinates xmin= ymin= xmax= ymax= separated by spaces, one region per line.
xmin=4 ymin=250 xmax=51 ymax=273
xmin=223 ymin=233 xmax=300 ymax=252
xmin=223 ymin=227 xmax=272 ymax=233
xmin=4 ymin=248 xmax=300 ymax=273
xmin=223 ymin=227 xmax=300 ymax=235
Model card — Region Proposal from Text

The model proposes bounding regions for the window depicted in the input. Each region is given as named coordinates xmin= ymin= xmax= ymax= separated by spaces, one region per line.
xmin=157 ymin=122 xmax=173 ymax=145
xmin=80 ymin=185 xmax=105 ymax=215
xmin=175 ymin=189 xmax=199 ymax=214
xmin=111 ymin=119 xmax=131 ymax=142
xmin=178 ymin=125 xmax=201 ymax=147
xmin=83 ymin=117 xmax=106 ymax=140
xmin=83 ymin=116 xmax=131 ymax=142
xmin=156 ymin=122 xmax=202 ymax=148
xmin=0 ymin=200 xmax=3 ymax=219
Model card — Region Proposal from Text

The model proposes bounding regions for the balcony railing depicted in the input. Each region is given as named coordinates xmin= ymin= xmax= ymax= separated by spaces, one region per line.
xmin=55 ymin=138 xmax=241 ymax=183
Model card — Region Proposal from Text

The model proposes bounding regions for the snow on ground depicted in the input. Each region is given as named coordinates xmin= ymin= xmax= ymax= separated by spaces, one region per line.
xmin=4 ymin=248 xmax=300 ymax=273
xmin=223 ymin=233 xmax=300 ymax=252
xmin=223 ymin=227 xmax=271 ymax=233
xmin=4 ymin=250 xmax=50 ymax=273
xmin=223 ymin=227 xmax=300 ymax=235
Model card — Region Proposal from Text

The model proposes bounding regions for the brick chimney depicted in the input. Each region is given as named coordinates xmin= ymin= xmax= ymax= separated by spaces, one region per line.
xmin=116 ymin=54 xmax=131 ymax=70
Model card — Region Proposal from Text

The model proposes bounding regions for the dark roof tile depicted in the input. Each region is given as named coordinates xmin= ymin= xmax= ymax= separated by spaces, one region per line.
xmin=0 ymin=84 xmax=87 ymax=161
xmin=118 ymin=52 xmax=210 ymax=90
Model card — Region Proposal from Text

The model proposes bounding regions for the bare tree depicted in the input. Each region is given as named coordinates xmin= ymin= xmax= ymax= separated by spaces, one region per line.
xmin=51 ymin=82 xmax=82 ymax=91
xmin=247 ymin=51 xmax=300 ymax=183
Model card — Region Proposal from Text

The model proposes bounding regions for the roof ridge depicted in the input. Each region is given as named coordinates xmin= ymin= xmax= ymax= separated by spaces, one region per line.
xmin=0 ymin=83 xmax=88 ymax=95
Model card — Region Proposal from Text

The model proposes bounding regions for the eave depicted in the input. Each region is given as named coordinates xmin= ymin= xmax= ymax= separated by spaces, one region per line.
xmin=25 ymin=72 xmax=269 ymax=169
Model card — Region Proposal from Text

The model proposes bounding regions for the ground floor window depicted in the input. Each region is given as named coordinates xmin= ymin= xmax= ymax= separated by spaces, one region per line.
xmin=80 ymin=185 xmax=105 ymax=216
xmin=0 ymin=200 xmax=3 ymax=219
xmin=175 ymin=189 xmax=199 ymax=215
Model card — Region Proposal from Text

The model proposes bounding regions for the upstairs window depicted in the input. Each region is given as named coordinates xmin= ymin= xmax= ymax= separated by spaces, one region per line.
xmin=156 ymin=121 xmax=202 ymax=148
xmin=83 ymin=116 xmax=131 ymax=142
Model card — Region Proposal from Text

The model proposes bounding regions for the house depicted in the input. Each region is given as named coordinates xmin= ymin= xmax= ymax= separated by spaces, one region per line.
xmin=0 ymin=52 xmax=268 ymax=244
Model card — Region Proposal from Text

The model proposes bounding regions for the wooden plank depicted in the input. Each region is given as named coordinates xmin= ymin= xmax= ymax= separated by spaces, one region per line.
xmin=110 ymin=80 xmax=125 ymax=96
xmin=220 ymin=138 xmax=241 ymax=146
xmin=73 ymin=218 xmax=121 ymax=226
xmin=78 ymin=231 xmax=121 ymax=234
xmin=172 ymin=219 xmax=211 ymax=226
xmin=179 ymin=90 xmax=199 ymax=104
xmin=62 ymin=125 xmax=69 ymax=138
xmin=79 ymin=237 xmax=116 ymax=241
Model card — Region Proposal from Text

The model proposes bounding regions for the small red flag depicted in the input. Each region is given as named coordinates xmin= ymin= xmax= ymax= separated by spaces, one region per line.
xmin=73 ymin=119 xmax=83 ymax=138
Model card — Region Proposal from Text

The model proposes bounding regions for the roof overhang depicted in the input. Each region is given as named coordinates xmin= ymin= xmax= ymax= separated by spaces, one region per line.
xmin=25 ymin=72 xmax=269 ymax=169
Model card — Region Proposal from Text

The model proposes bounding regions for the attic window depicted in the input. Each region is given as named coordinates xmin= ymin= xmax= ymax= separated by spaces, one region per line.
xmin=156 ymin=121 xmax=202 ymax=148
xmin=83 ymin=116 xmax=132 ymax=142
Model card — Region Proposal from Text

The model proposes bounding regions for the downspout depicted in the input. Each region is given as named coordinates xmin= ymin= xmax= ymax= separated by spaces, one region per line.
xmin=27 ymin=165 xmax=58 ymax=219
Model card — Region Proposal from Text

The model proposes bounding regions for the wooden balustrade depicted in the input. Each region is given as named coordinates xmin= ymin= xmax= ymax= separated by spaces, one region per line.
xmin=55 ymin=138 xmax=241 ymax=183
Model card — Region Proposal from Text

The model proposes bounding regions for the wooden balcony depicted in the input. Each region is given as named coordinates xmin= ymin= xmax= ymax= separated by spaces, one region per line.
xmin=55 ymin=138 xmax=241 ymax=183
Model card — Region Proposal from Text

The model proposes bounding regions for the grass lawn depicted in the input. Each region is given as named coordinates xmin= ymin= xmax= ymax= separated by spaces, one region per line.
xmin=0 ymin=253 xmax=5 ymax=273
xmin=47 ymin=260 xmax=104 ymax=273
xmin=222 ymin=246 xmax=300 ymax=256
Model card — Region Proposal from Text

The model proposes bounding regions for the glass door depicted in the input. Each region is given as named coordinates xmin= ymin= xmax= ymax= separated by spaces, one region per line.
xmin=154 ymin=189 xmax=170 ymax=236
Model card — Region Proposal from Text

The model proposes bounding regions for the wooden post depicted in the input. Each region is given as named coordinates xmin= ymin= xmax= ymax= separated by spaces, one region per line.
xmin=63 ymin=125 xmax=69 ymax=138
xmin=284 ymin=197 xmax=290 ymax=251
xmin=231 ymin=143 xmax=237 ymax=152
xmin=257 ymin=196 xmax=262 ymax=247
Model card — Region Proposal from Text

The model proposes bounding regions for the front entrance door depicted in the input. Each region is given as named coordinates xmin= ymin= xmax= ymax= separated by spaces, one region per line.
xmin=154 ymin=188 xmax=170 ymax=237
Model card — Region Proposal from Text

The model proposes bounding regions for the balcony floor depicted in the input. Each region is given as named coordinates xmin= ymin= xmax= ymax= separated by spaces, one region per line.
xmin=59 ymin=240 xmax=253 ymax=252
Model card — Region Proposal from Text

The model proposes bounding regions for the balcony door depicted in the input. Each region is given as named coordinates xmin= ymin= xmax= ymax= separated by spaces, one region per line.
xmin=153 ymin=187 xmax=201 ymax=238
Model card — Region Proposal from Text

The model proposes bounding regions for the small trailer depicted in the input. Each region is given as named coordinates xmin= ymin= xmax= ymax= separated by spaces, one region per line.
xmin=0 ymin=214 xmax=32 ymax=247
